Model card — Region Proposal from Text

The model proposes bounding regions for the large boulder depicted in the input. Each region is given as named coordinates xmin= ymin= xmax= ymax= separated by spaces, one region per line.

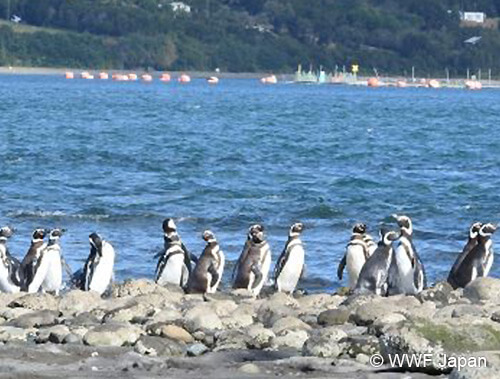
xmin=6 ymin=310 xmax=60 ymax=328
xmin=183 ymin=304 xmax=223 ymax=333
xmin=83 ymin=323 xmax=142 ymax=346
xmin=59 ymin=290 xmax=102 ymax=315
xmin=102 ymin=301 xmax=155 ymax=323
xmin=302 ymin=327 xmax=347 ymax=358
xmin=221 ymin=304 xmax=254 ymax=329
xmin=273 ymin=329 xmax=309 ymax=350
xmin=272 ymin=316 xmax=312 ymax=335
xmin=0 ymin=326 xmax=33 ymax=342
xmin=464 ymin=278 xmax=500 ymax=304
xmin=245 ymin=323 xmax=275 ymax=349
xmin=134 ymin=335 xmax=186 ymax=357
xmin=8 ymin=293 xmax=59 ymax=311
xmin=317 ymin=307 xmax=350 ymax=326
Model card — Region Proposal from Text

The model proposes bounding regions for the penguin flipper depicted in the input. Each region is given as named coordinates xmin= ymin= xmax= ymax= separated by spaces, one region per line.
xmin=337 ymin=254 xmax=347 ymax=281
xmin=274 ymin=248 xmax=288 ymax=282
xmin=208 ymin=264 xmax=219 ymax=289
xmin=250 ymin=264 xmax=263 ymax=290
xmin=300 ymin=263 xmax=307 ymax=280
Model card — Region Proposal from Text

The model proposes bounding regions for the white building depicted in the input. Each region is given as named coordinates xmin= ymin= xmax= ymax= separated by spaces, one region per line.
xmin=170 ymin=2 xmax=191 ymax=13
xmin=460 ymin=12 xmax=486 ymax=23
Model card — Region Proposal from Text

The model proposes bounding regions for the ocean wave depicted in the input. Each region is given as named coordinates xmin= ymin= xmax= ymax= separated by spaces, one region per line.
xmin=6 ymin=210 xmax=110 ymax=221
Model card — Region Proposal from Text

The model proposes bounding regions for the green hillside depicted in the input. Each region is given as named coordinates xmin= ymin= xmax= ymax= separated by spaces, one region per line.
xmin=1 ymin=0 xmax=500 ymax=76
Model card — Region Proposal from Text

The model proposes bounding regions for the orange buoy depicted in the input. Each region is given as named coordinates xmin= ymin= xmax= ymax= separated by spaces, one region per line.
xmin=207 ymin=76 xmax=219 ymax=84
xmin=261 ymin=75 xmax=277 ymax=84
xmin=160 ymin=73 xmax=171 ymax=82
xmin=367 ymin=77 xmax=379 ymax=87
xmin=65 ymin=72 xmax=74 ymax=79
xmin=141 ymin=74 xmax=153 ymax=82
xmin=179 ymin=74 xmax=191 ymax=83
xmin=465 ymin=80 xmax=482 ymax=90
xmin=428 ymin=79 xmax=440 ymax=88
xmin=98 ymin=72 xmax=109 ymax=80
xmin=128 ymin=73 xmax=138 ymax=81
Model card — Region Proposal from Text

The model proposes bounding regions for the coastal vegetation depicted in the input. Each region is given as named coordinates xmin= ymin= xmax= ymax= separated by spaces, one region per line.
xmin=0 ymin=0 xmax=500 ymax=76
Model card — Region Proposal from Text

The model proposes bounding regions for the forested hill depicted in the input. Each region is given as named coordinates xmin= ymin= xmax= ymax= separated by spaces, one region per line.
xmin=1 ymin=0 xmax=500 ymax=76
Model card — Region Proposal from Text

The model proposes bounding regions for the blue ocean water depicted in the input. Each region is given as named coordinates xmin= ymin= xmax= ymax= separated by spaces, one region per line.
xmin=0 ymin=74 xmax=499 ymax=292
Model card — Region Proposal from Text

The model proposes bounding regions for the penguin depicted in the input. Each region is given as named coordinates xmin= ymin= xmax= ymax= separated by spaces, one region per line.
xmin=354 ymin=229 xmax=399 ymax=296
xmin=447 ymin=223 xmax=496 ymax=288
xmin=0 ymin=226 xmax=21 ymax=293
xmin=337 ymin=223 xmax=371 ymax=289
xmin=231 ymin=224 xmax=262 ymax=282
xmin=20 ymin=229 xmax=47 ymax=291
xmin=27 ymin=229 xmax=64 ymax=295
xmin=364 ymin=233 xmax=377 ymax=256
xmin=81 ymin=233 xmax=115 ymax=295
xmin=233 ymin=224 xmax=272 ymax=296
xmin=154 ymin=218 xmax=197 ymax=287
xmin=187 ymin=230 xmax=225 ymax=294
xmin=447 ymin=222 xmax=482 ymax=289
xmin=387 ymin=215 xmax=427 ymax=295
xmin=274 ymin=222 xmax=305 ymax=294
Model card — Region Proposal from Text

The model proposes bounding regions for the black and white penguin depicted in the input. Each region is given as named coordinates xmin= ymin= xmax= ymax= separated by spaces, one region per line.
xmin=154 ymin=218 xmax=197 ymax=288
xmin=387 ymin=215 xmax=427 ymax=295
xmin=274 ymin=222 xmax=305 ymax=294
xmin=81 ymin=232 xmax=115 ymax=295
xmin=337 ymin=223 xmax=371 ymax=289
xmin=354 ymin=229 xmax=399 ymax=295
xmin=20 ymin=229 xmax=47 ymax=291
xmin=0 ymin=226 xmax=21 ymax=293
xmin=364 ymin=233 xmax=377 ymax=256
xmin=447 ymin=223 xmax=496 ymax=288
xmin=27 ymin=229 xmax=64 ymax=295
xmin=447 ymin=222 xmax=482 ymax=289
xmin=187 ymin=230 xmax=225 ymax=294
xmin=233 ymin=224 xmax=272 ymax=296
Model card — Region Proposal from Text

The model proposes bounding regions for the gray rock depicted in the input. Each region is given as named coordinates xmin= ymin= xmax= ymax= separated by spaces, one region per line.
xmin=63 ymin=333 xmax=83 ymax=345
xmin=0 ymin=326 xmax=31 ymax=342
xmin=59 ymin=290 xmax=102 ymax=315
xmin=213 ymin=329 xmax=247 ymax=351
xmin=187 ymin=343 xmax=209 ymax=357
xmin=297 ymin=294 xmax=344 ymax=312
xmin=272 ymin=316 xmax=311 ymax=335
xmin=238 ymin=363 xmax=260 ymax=374
xmin=451 ymin=304 xmax=489 ymax=318
xmin=153 ymin=324 xmax=194 ymax=343
xmin=417 ymin=281 xmax=455 ymax=305
xmin=148 ymin=308 xmax=182 ymax=324
xmin=343 ymin=335 xmax=380 ymax=357
xmin=7 ymin=310 xmax=60 ymax=328
xmin=8 ymin=293 xmax=60 ymax=311
xmin=36 ymin=325 xmax=70 ymax=344
xmin=317 ymin=307 xmax=350 ymax=326
xmin=371 ymin=313 xmax=407 ymax=336
xmin=83 ymin=323 xmax=142 ymax=346
xmin=221 ymin=304 xmax=254 ymax=329
xmin=183 ymin=304 xmax=223 ymax=333
xmin=103 ymin=301 xmax=155 ymax=324
xmin=66 ymin=312 xmax=101 ymax=327
xmin=113 ymin=279 xmax=184 ymax=301
xmin=464 ymin=278 xmax=500 ymax=303
xmin=302 ymin=327 xmax=347 ymax=358
xmin=273 ymin=329 xmax=309 ymax=350
xmin=245 ymin=323 xmax=275 ymax=349
xmin=133 ymin=335 xmax=185 ymax=357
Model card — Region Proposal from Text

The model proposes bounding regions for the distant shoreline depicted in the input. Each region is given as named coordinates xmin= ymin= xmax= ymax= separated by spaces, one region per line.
xmin=0 ymin=66 xmax=291 ymax=80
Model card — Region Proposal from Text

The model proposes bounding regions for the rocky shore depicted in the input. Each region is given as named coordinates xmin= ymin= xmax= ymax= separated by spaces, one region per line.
xmin=1 ymin=279 xmax=500 ymax=378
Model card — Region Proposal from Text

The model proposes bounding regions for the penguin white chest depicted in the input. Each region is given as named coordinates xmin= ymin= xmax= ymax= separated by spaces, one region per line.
xmin=483 ymin=240 xmax=494 ymax=277
xmin=346 ymin=244 xmax=366 ymax=289
xmin=394 ymin=244 xmax=415 ymax=292
xmin=89 ymin=243 xmax=115 ymax=295
xmin=208 ymin=250 xmax=225 ymax=293
xmin=250 ymin=244 xmax=272 ymax=296
xmin=157 ymin=253 xmax=188 ymax=287
xmin=41 ymin=250 xmax=62 ymax=293
xmin=0 ymin=258 xmax=19 ymax=293
xmin=277 ymin=242 xmax=304 ymax=293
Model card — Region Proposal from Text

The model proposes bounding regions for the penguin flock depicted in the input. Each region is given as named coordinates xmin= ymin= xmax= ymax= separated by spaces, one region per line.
xmin=0 ymin=227 xmax=115 ymax=296
xmin=0 ymin=216 xmax=496 ymax=297
xmin=338 ymin=215 xmax=497 ymax=296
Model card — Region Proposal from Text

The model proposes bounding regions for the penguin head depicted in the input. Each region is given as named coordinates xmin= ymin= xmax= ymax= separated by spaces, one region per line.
xmin=89 ymin=232 xmax=103 ymax=252
xmin=479 ymin=223 xmax=497 ymax=237
xmin=248 ymin=224 xmax=265 ymax=243
xmin=469 ymin=222 xmax=482 ymax=239
xmin=32 ymin=228 xmax=46 ymax=242
xmin=392 ymin=214 xmax=413 ymax=235
xmin=202 ymin=230 xmax=217 ymax=243
xmin=0 ymin=226 xmax=15 ymax=241
xmin=352 ymin=223 xmax=367 ymax=235
xmin=49 ymin=228 xmax=65 ymax=241
xmin=289 ymin=222 xmax=304 ymax=237
xmin=379 ymin=228 xmax=399 ymax=245
xmin=162 ymin=218 xmax=177 ymax=236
